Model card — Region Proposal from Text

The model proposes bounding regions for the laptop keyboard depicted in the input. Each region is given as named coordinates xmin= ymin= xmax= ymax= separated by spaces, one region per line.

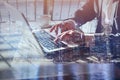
xmin=34 ymin=30 xmax=67 ymax=51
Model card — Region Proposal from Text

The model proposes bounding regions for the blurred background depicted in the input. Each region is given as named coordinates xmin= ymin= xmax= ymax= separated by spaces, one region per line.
xmin=2 ymin=0 xmax=87 ymax=21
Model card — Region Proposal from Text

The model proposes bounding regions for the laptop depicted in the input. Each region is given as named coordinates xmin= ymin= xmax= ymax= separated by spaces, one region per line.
xmin=32 ymin=29 xmax=87 ymax=53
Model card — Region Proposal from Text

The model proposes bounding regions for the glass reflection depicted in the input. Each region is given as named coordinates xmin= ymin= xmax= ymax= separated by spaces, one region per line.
xmin=88 ymin=63 xmax=114 ymax=80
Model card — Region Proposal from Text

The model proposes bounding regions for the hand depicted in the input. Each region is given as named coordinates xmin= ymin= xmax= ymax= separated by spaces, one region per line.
xmin=54 ymin=30 xmax=85 ymax=45
xmin=50 ymin=19 xmax=76 ymax=35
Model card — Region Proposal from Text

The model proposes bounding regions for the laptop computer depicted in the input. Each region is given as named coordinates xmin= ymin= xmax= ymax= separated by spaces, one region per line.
xmin=32 ymin=29 xmax=87 ymax=53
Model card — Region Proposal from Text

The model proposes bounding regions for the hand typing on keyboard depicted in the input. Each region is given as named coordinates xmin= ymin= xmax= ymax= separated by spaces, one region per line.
xmin=50 ymin=19 xmax=85 ymax=45
xmin=50 ymin=19 xmax=77 ymax=35
xmin=54 ymin=30 xmax=84 ymax=43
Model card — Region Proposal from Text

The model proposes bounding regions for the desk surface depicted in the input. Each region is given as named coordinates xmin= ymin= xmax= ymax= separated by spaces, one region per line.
xmin=0 ymin=22 xmax=120 ymax=80
xmin=0 ymin=63 xmax=120 ymax=80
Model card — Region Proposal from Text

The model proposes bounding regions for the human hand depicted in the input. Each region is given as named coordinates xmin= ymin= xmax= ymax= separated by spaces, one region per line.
xmin=54 ymin=30 xmax=85 ymax=45
xmin=50 ymin=19 xmax=76 ymax=35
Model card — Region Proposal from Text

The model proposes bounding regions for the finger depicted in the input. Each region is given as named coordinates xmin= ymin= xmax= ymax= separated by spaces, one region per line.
xmin=59 ymin=31 xmax=68 ymax=40
xmin=68 ymin=30 xmax=74 ymax=34
xmin=61 ymin=24 xmax=66 ymax=32
xmin=55 ymin=24 xmax=60 ymax=35
xmin=54 ymin=35 xmax=61 ymax=43
xmin=50 ymin=25 xmax=56 ymax=32
xmin=54 ymin=37 xmax=59 ymax=43
xmin=60 ymin=32 xmax=71 ymax=41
